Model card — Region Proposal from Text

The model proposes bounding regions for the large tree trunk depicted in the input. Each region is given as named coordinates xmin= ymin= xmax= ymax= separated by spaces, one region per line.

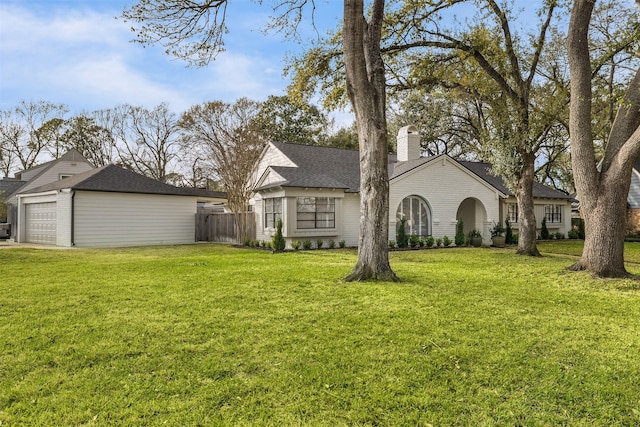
xmin=516 ymin=151 xmax=541 ymax=256
xmin=569 ymin=172 xmax=631 ymax=277
xmin=567 ymin=0 xmax=640 ymax=277
xmin=343 ymin=0 xmax=398 ymax=282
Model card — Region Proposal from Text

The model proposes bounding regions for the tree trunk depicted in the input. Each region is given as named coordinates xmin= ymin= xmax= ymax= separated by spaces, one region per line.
xmin=343 ymin=0 xmax=398 ymax=282
xmin=515 ymin=151 xmax=541 ymax=256
xmin=567 ymin=0 xmax=640 ymax=278
xmin=568 ymin=174 xmax=630 ymax=277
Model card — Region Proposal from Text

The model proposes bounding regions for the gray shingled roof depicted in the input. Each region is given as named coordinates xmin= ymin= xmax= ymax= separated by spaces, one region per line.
xmin=266 ymin=142 xmax=363 ymax=192
xmin=22 ymin=164 xmax=226 ymax=198
xmin=0 ymin=177 xmax=27 ymax=198
xmin=264 ymin=142 xmax=571 ymax=200
xmin=459 ymin=161 xmax=572 ymax=200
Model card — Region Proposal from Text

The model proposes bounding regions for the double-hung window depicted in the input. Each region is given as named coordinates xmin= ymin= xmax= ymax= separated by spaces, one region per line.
xmin=297 ymin=197 xmax=335 ymax=229
xmin=545 ymin=204 xmax=562 ymax=223
xmin=507 ymin=203 xmax=518 ymax=223
xmin=264 ymin=198 xmax=282 ymax=228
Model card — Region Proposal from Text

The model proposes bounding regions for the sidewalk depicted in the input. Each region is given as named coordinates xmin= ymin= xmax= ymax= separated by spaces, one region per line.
xmin=0 ymin=240 xmax=76 ymax=250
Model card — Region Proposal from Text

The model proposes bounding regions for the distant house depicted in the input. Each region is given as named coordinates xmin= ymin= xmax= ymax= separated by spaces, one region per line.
xmin=15 ymin=164 xmax=225 ymax=247
xmin=626 ymin=159 xmax=640 ymax=234
xmin=250 ymin=126 xmax=572 ymax=248
xmin=1 ymin=149 xmax=95 ymax=239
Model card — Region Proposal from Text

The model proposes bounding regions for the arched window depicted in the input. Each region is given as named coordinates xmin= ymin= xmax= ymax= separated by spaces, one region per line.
xmin=396 ymin=196 xmax=431 ymax=237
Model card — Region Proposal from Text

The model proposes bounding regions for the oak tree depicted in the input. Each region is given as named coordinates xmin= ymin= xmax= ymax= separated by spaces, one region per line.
xmin=567 ymin=0 xmax=640 ymax=277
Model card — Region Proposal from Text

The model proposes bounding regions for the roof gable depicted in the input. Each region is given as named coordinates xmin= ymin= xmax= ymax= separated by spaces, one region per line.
xmin=261 ymin=142 xmax=362 ymax=192
xmin=8 ymin=149 xmax=95 ymax=200
xmin=390 ymin=154 xmax=508 ymax=197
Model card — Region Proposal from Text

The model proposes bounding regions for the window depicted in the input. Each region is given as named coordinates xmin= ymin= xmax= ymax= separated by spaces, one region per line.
xmin=545 ymin=204 xmax=562 ymax=223
xmin=296 ymin=197 xmax=335 ymax=229
xmin=264 ymin=198 xmax=282 ymax=229
xmin=396 ymin=196 xmax=431 ymax=237
xmin=507 ymin=203 xmax=518 ymax=223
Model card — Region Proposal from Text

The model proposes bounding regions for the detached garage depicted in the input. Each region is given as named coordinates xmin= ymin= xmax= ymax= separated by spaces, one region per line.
xmin=16 ymin=165 xmax=225 ymax=248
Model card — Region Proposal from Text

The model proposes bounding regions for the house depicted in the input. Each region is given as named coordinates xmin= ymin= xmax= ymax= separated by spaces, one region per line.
xmin=1 ymin=149 xmax=95 ymax=239
xmin=250 ymin=126 xmax=573 ymax=247
xmin=626 ymin=159 xmax=640 ymax=234
xmin=14 ymin=164 xmax=225 ymax=247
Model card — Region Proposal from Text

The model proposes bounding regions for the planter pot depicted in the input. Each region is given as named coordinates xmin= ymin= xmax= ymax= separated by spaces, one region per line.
xmin=491 ymin=235 xmax=506 ymax=248
xmin=471 ymin=236 xmax=483 ymax=247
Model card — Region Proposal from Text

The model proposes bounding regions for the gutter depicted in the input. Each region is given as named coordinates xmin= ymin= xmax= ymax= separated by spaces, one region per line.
xmin=71 ymin=190 xmax=75 ymax=246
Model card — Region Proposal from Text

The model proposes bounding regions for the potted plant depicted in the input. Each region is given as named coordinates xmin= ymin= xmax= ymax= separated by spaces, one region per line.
xmin=490 ymin=222 xmax=506 ymax=248
xmin=469 ymin=229 xmax=483 ymax=247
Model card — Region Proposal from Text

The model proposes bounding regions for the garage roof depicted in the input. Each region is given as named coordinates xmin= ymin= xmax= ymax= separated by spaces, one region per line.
xmin=22 ymin=164 xmax=226 ymax=199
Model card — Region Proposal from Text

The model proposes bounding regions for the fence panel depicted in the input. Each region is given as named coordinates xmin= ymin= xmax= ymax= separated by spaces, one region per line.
xmin=196 ymin=211 xmax=255 ymax=244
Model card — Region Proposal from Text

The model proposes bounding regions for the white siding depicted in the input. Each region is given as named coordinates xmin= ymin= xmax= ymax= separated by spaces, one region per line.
xmin=73 ymin=192 xmax=197 ymax=247
xmin=56 ymin=191 xmax=73 ymax=247
xmin=500 ymin=197 xmax=571 ymax=236
xmin=341 ymin=194 xmax=360 ymax=247
xmin=390 ymin=156 xmax=500 ymax=242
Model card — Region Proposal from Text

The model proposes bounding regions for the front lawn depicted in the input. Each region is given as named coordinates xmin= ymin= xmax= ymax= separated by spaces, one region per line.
xmin=1 ymin=244 xmax=639 ymax=425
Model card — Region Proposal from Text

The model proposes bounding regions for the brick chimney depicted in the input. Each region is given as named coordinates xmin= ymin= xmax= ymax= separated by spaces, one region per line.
xmin=396 ymin=125 xmax=420 ymax=162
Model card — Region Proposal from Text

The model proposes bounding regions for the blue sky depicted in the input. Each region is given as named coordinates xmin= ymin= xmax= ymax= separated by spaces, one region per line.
xmin=0 ymin=0 xmax=342 ymax=115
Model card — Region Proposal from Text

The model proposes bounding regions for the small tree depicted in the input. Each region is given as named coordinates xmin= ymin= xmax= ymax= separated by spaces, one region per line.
xmin=272 ymin=218 xmax=285 ymax=252
xmin=396 ymin=217 xmax=409 ymax=248
xmin=505 ymin=219 xmax=515 ymax=244
xmin=540 ymin=218 xmax=550 ymax=240
xmin=455 ymin=219 xmax=465 ymax=246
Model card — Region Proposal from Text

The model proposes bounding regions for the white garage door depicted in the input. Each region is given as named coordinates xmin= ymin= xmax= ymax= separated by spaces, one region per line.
xmin=25 ymin=202 xmax=57 ymax=245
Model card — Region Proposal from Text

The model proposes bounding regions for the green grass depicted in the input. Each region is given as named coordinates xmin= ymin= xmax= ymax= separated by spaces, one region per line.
xmin=1 ymin=244 xmax=640 ymax=425
xmin=538 ymin=239 xmax=640 ymax=264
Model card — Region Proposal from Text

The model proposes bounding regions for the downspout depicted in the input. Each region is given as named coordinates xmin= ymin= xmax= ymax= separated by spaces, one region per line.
xmin=71 ymin=190 xmax=75 ymax=246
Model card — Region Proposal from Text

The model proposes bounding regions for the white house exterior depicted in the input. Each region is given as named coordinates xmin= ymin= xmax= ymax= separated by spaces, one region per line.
xmin=15 ymin=165 xmax=225 ymax=247
xmin=251 ymin=126 xmax=572 ymax=248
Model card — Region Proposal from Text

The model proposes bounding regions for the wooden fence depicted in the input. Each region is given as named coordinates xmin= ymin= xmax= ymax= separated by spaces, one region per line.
xmin=196 ymin=210 xmax=256 ymax=244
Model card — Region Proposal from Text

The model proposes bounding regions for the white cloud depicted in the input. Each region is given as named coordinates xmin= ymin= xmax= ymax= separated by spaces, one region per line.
xmin=0 ymin=1 xmax=299 ymax=115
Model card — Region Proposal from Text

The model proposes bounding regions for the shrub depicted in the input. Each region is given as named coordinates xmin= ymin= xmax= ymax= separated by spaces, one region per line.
xmin=338 ymin=240 xmax=346 ymax=248
xmin=491 ymin=221 xmax=505 ymax=237
xmin=442 ymin=236 xmax=452 ymax=247
xmin=568 ymin=229 xmax=579 ymax=239
xmin=555 ymin=232 xmax=564 ymax=240
xmin=409 ymin=234 xmax=420 ymax=248
xmin=425 ymin=236 xmax=435 ymax=247
xmin=328 ymin=239 xmax=336 ymax=249
xmin=260 ymin=240 xmax=267 ymax=248
xmin=540 ymin=218 xmax=550 ymax=240
xmin=291 ymin=240 xmax=301 ymax=250
xmin=578 ymin=219 xmax=585 ymax=239
xmin=388 ymin=240 xmax=396 ymax=249
xmin=505 ymin=219 xmax=514 ymax=244
xmin=418 ymin=238 xmax=425 ymax=248
xmin=396 ymin=217 xmax=409 ymax=248
xmin=316 ymin=239 xmax=324 ymax=249
xmin=436 ymin=237 xmax=443 ymax=247
xmin=455 ymin=219 xmax=465 ymax=246
xmin=512 ymin=233 xmax=519 ymax=244
xmin=302 ymin=240 xmax=312 ymax=250
xmin=243 ymin=236 xmax=251 ymax=247
xmin=272 ymin=218 xmax=286 ymax=252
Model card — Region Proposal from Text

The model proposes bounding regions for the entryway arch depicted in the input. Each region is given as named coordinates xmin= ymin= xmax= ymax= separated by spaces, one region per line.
xmin=456 ymin=197 xmax=488 ymax=237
